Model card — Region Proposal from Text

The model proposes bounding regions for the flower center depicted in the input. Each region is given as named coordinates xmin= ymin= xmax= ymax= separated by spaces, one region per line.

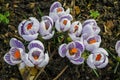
xmin=88 ymin=39 xmax=97 ymax=44
xmin=95 ymin=54 xmax=102 ymax=61
xmin=45 ymin=23 xmax=49 ymax=30
xmin=74 ymin=25 xmax=78 ymax=32
xmin=57 ymin=7 xmax=63 ymax=13
xmin=14 ymin=50 xmax=21 ymax=59
xmin=69 ymin=48 xmax=78 ymax=55
xmin=63 ymin=20 xmax=67 ymax=25
xmin=27 ymin=23 xmax=32 ymax=30
xmin=33 ymin=55 xmax=39 ymax=60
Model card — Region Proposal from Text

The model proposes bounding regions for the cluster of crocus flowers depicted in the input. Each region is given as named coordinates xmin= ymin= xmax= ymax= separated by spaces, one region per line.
xmin=49 ymin=1 xmax=70 ymax=22
xmin=4 ymin=1 xmax=110 ymax=70
xmin=4 ymin=38 xmax=49 ymax=68
xmin=81 ymin=19 xmax=109 ymax=69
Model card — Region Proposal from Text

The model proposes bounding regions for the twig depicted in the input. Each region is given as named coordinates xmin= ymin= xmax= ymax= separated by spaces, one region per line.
xmin=53 ymin=65 xmax=68 ymax=80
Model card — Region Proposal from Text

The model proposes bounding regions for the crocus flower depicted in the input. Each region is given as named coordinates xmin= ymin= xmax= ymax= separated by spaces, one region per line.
xmin=4 ymin=38 xmax=25 ymax=65
xmin=49 ymin=1 xmax=70 ymax=22
xmin=18 ymin=17 xmax=40 ymax=41
xmin=59 ymin=41 xmax=85 ymax=65
xmin=55 ymin=14 xmax=73 ymax=32
xmin=115 ymin=40 xmax=120 ymax=57
xmin=23 ymin=40 xmax=49 ymax=67
xmin=39 ymin=16 xmax=54 ymax=40
xmin=82 ymin=19 xmax=100 ymax=35
xmin=87 ymin=48 xmax=109 ymax=69
xmin=81 ymin=33 xmax=101 ymax=51
xmin=68 ymin=21 xmax=82 ymax=41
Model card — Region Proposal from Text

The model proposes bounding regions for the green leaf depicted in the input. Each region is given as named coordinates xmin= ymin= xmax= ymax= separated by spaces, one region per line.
xmin=4 ymin=11 xmax=10 ymax=17
xmin=90 ymin=10 xmax=100 ymax=19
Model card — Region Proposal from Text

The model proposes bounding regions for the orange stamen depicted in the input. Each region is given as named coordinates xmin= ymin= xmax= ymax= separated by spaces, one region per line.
xmin=69 ymin=48 xmax=78 ymax=55
xmin=63 ymin=20 xmax=67 ymax=25
xmin=74 ymin=25 xmax=78 ymax=32
xmin=88 ymin=39 xmax=97 ymax=44
xmin=33 ymin=55 xmax=39 ymax=60
xmin=14 ymin=50 xmax=21 ymax=59
xmin=27 ymin=23 xmax=32 ymax=30
xmin=57 ymin=7 xmax=63 ymax=13
xmin=95 ymin=54 xmax=102 ymax=61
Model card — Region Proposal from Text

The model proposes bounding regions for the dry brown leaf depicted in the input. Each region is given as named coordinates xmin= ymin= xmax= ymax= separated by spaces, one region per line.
xmin=74 ymin=6 xmax=80 ymax=15
xmin=27 ymin=3 xmax=35 ymax=9
xmin=103 ymin=20 xmax=114 ymax=35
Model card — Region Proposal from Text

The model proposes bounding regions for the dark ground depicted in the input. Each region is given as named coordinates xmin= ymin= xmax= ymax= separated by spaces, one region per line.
xmin=0 ymin=0 xmax=120 ymax=80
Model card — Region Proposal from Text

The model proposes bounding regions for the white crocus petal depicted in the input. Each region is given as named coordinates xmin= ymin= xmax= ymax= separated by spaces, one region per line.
xmin=68 ymin=33 xmax=80 ymax=41
xmin=38 ymin=53 xmax=49 ymax=67
xmin=58 ymin=44 xmax=67 ymax=58
xmin=65 ymin=8 xmax=70 ymax=14
xmin=29 ymin=17 xmax=40 ymax=32
xmin=62 ymin=20 xmax=71 ymax=32
xmin=42 ymin=31 xmax=55 ymax=40
xmin=22 ymin=54 xmax=34 ymax=67
xmin=96 ymin=56 xmax=109 ymax=68
xmin=22 ymin=33 xmax=38 ymax=41
xmin=85 ymin=42 xmax=100 ymax=51
xmin=19 ymin=62 xmax=26 ymax=69
xmin=92 ymin=48 xmax=108 ymax=56
xmin=115 ymin=40 xmax=120 ymax=57
xmin=55 ymin=19 xmax=61 ymax=32
xmin=49 ymin=12 xmax=59 ymax=22
xmin=87 ymin=54 xmax=96 ymax=69
xmin=70 ymin=57 xmax=84 ymax=65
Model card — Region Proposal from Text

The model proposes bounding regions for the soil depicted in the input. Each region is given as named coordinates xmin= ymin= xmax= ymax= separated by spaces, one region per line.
xmin=0 ymin=0 xmax=120 ymax=80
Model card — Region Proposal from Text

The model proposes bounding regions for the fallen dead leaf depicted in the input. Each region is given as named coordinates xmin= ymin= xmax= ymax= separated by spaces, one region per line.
xmin=103 ymin=20 xmax=114 ymax=35
xmin=74 ymin=6 xmax=80 ymax=15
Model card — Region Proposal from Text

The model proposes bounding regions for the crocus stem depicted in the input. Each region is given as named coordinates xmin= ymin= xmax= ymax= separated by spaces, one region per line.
xmin=92 ymin=69 xmax=99 ymax=77
xmin=114 ymin=62 xmax=119 ymax=74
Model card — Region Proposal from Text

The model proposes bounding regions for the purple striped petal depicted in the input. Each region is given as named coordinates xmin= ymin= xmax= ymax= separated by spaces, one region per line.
xmin=70 ymin=57 xmax=84 ymax=65
xmin=74 ymin=41 xmax=84 ymax=53
xmin=28 ymin=40 xmax=44 ymax=51
xmin=42 ymin=16 xmax=53 ymax=26
xmin=50 ymin=1 xmax=62 ymax=12
xmin=60 ymin=14 xmax=73 ymax=22
xmin=4 ymin=53 xmax=15 ymax=65
xmin=67 ymin=42 xmax=75 ymax=50
xmin=10 ymin=38 xmax=25 ymax=50
xmin=58 ymin=44 xmax=67 ymax=57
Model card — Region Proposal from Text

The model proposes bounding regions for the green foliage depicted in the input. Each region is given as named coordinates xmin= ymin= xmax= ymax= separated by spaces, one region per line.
xmin=0 ymin=11 xmax=10 ymax=24
xmin=90 ymin=10 xmax=100 ymax=19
